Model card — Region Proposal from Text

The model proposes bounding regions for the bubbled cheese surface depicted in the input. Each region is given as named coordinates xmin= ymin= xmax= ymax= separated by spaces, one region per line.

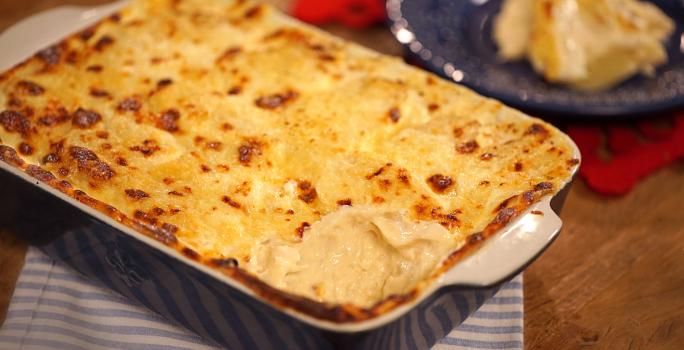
xmin=0 ymin=0 xmax=577 ymax=306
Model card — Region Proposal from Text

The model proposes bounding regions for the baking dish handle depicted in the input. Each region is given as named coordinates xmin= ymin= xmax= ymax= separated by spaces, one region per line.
xmin=438 ymin=196 xmax=562 ymax=287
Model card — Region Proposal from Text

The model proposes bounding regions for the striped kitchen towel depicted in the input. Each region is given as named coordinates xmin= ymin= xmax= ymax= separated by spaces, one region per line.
xmin=0 ymin=247 xmax=524 ymax=350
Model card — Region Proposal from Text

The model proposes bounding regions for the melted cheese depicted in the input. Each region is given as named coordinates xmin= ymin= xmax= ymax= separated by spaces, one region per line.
xmin=494 ymin=0 xmax=674 ymax=90
xmin=0 ymin=0 xmax=577 ymax=306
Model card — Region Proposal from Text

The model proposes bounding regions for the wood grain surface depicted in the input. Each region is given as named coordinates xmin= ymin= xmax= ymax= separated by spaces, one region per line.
xmin=1 ymin=1 xmax=683 ymax=349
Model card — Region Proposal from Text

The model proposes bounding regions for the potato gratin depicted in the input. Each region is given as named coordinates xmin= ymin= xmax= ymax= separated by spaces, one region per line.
xmin=0 ymin=0 xmax=577 ymax=313
xmin=494 ymin=0 xmax=674 ymax=91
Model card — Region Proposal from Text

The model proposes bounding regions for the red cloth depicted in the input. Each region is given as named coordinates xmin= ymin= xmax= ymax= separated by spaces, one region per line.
xmin=290 ymin=0 xmax=386 ymax=28
xmin=289 ymin=1 xmax=684 ymax=195
xmin=567 ymin=113 xmax=684 ymax=195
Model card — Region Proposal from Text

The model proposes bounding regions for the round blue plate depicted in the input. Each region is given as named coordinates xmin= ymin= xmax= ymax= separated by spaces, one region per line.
xmin=387 ymin=0 xmax=684 ymax=118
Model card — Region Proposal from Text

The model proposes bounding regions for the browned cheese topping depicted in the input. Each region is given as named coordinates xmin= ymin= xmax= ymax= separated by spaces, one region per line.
xmin=0 ymin=0 xmax=577 ymax=309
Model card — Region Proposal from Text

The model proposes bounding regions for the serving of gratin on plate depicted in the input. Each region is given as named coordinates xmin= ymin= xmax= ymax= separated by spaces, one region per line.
xmin=0 ymin=0 xmax=578 ymax=322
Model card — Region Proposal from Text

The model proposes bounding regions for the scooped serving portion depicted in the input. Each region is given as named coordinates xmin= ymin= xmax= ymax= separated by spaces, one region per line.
xmin=494 ymin=0 xmax=674 ymax=91
xmin=0 ymin=0 xmax=577 ymax=312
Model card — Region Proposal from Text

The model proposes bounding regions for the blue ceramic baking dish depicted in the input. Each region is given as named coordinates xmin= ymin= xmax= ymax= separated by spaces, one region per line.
xmin=0 ymin=2 xmax=580 ymax=348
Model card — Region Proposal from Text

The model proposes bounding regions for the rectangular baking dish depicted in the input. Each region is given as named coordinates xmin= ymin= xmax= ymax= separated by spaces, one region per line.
xmin=0 ymin=2 xmax=581 ymax=349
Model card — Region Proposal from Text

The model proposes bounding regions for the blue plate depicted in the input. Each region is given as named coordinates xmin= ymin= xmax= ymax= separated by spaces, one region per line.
xmin=387 ymin=0 xmax=684 ymax=118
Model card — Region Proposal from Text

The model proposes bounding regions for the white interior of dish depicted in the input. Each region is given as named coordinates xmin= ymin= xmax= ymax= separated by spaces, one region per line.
xmin=0 ymin=1 xmax=581 ymax=333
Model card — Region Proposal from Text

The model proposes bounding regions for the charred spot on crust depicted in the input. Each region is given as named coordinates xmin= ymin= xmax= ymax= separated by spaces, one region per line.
xmin=132 ymin=209 xmax=179 ymax=242
xmin=244 ymin=5 xmax=263 ymax=19
xmin=36 ymin=45 xmax=61 ymax=65
xmin=168 ymin=190 xmax=184 ymax=197
xmin=7 ymin=96 xmax=22 ymax=108
xmin=69 ymin=146 xmax=115 ymax=181
xmin=79 ymin=26 xmax=96 ymax=41
xmin=0 ymin=110 xmax=30 ymax=135
xmin=228 ymin=86 xmax=242 ymax=95
xmin=130 ymin=139 xmax=160 ymax=157
xmin=379 ymin=179 xmax=392 ymax=189
xmin=366 ymin=163 xmax=391 ymax=180
xmin=153 ymin=223 xmax=178 ymax=244
xmin=222 ymin=195 xmax=242 ymax=208
xmin=456 ymin=140 xmax=478 ymax=154
xmin=125 ymin=189 xmax=149 ymax=200
xmin=492 ymin=207 xmax=516 ymax=225
xmin=221 ymin=123 xmax=234 ymax=131
xmin=42 ymin=153 xmax=60 ymax=164
xmin=567 ymin=158 xmax=580 ymax=166
xmin=0 ymin=145 xmax=24 ymax=167
xmin=397 ymin=168 xmax=411 ymax=185
xmin=157 ymin=78 xmax=173 ymax=88
xmin=514 ymin=162 xmax=523 ymax=171
xmin=72 ymin=108 xmax=102 ymax=129
xmin=18 ymin=142 xmax=34 ymax=155
xmin=388 ymin=107 xmax=400 ymax=123
xmin=26 ymin=165 xmax=56 ymax=182
xmin=522 ymin=190 xmax=535 ymax=203
xmin=427 ymin=174 xmax=453 ymax=193
xmin=467 ymin=232 xmax=484 ymax=245
xmin=496 ymin=195 xmax=517 ymax=212
xmin=38 ymin=106 xmax=70 ymax=126
xmin=255 ymin=90 xmax=298 ymax=109
xmin=297 ymin=181 xmax=318 ymax=203
xmin=149 ymin=78 xmax=173 ymax=96
xmin=65 ymin=51 xmax=78 ymax=64
xmin=86 ymin=64 xmax=103 ymax=72
xmin=263 ymin=27 xmax=312 ymax=43
xmin=117 ymin=97 xmax=142 ymax=112
xmin=452 ymin=127 xmax=463 ymax=138
xmin=309 ymin=43 xmax=325 ymax=51
xmin=336 ymin=198 xmax=352 ymax=206
xmin=108 ymin=12 xmax=121 ymax=22
xmin=427 ymin=103 xmax=439 ymax=112
xmin=480 ymin=153 xmax=494 ymax=161
xmin=116 ymin=157 xmax=128 ymax=166
xmin=16 ymin=80 xmax=45 ymax=96
xmin=535 ymin=182 xmax=553 ymax=191
xmin=318 ymin=53 xmax=335 ymax=61
xmin=182 ymin=248 xmax=199 ymax=260
xmin=157 ymin=109 xmax=180 ymax=132
xmin=525 ymin=123 xmax=549 ymax=136
xmin=295 ymin=222 xmax=310 ymax=239
xmin=212 ymin=257 xmax=239 ymax=268
xmin=216 ymin=46 xmax=242 ymax=62
xmin=531 ymin=210 xmax=544 ymax=215
xmin=237 ymin=139 xmax=263 ymax=165
xmin=89 ymin=87 xmax=111 ymax=98
xmin=205 ymin=141 xmax=222 ymax=151
xmin=94 ymin=35 xmax=115 ymax=51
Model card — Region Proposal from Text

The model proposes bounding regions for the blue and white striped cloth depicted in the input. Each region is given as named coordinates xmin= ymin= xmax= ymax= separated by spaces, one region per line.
xmin=0 ymin=248 xmax=524 ymax=349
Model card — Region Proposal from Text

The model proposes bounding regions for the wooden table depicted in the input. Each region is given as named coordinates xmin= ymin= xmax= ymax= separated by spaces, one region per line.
xmin=1 ymin=1 xmax=683 ymax=348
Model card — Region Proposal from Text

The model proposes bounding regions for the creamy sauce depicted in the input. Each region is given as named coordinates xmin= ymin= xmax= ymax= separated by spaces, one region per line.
xmin=246 ymin=206 xmax=457 ymax=307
